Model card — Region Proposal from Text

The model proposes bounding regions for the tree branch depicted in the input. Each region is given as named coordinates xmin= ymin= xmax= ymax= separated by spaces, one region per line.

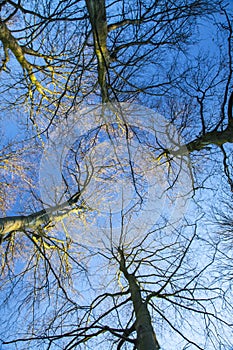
xmin=0 ymin=193 xmax=86 ymax=241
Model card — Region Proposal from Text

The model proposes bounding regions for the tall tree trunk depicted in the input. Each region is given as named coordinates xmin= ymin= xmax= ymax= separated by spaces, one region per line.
xmin=86 ymin=0 xmax=109 ymax=102
xmin=119 ymin=249 xmax=160 ymax=350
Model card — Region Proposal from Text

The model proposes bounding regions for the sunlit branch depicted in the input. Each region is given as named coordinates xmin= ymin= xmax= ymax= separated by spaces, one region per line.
xmin=0 ymin=193 xmax=86 ymax=242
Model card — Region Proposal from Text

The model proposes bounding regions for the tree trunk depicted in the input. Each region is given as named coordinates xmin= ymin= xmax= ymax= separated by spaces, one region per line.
xmin=85 ymin=0 xmax=109 ymax=102
xmin=0 ymin=193 xmax=84 ymax=241
xmin=119 ymin=249 xmax=160 ymax=350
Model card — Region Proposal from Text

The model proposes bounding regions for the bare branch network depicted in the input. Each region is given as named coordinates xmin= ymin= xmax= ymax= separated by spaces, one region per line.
xmin=0 ymin=1 xmax=232 ymax=349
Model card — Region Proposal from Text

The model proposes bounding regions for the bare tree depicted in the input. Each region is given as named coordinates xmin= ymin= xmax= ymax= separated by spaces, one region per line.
xmin=0 ymin=1 xmax=232 ymax=349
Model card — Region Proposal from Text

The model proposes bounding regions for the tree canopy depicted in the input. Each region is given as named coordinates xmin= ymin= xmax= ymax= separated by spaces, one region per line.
xmin=0 ymin=1 xmax=233 ymax=349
